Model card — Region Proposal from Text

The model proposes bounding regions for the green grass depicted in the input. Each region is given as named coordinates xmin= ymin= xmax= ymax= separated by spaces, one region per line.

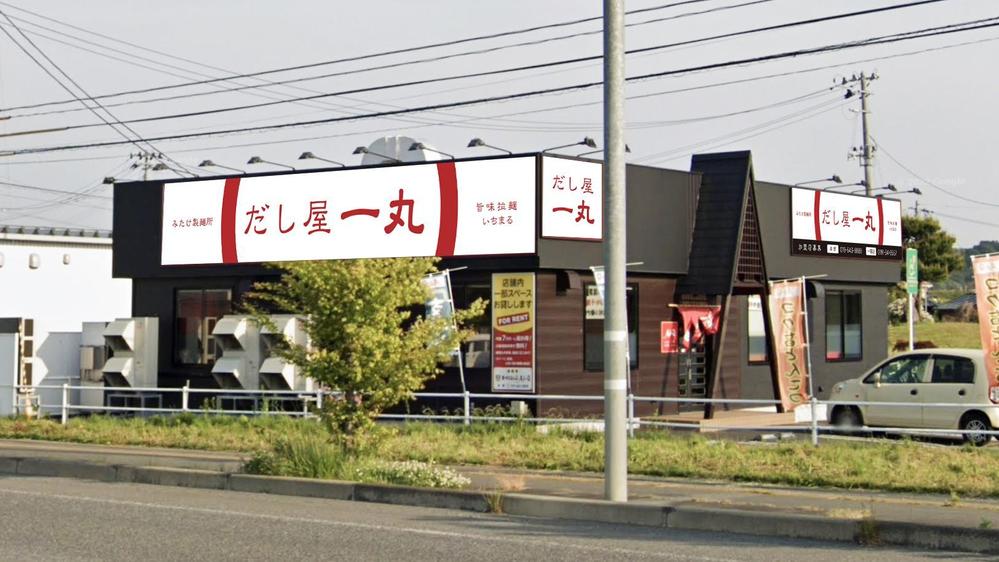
xmin=4 ymin=414 xmax=999 ymax=497
xmin=888 ymin=321 xmax=980 ymax=352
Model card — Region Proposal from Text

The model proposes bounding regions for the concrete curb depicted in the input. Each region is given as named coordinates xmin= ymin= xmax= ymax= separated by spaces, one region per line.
xmin=3 ymin=455 xmax=997 ymax=555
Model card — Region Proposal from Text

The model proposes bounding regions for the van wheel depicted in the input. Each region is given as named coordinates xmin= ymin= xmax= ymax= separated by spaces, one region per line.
xmin=831 ymin=407 xmax=862 ymax=434
xmin=960 ymin=413 xmax=992 ymax=446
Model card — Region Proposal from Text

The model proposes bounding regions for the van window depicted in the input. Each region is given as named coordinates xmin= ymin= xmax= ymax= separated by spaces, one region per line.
xmin=930 ymin=356 xmax=975 ymax=384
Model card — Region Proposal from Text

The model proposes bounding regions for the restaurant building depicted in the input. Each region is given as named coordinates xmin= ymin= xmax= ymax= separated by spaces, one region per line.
xmin=112 ymin=150 xmax=901 ymax=415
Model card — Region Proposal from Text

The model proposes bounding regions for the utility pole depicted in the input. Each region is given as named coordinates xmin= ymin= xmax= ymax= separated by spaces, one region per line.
xmin=603 ymin=0 xmax=628 ymax=503
xmin=130 ymin=151 xmax=163 ymax=181
xmin=846 ymin=73 xmax=877 ymax=196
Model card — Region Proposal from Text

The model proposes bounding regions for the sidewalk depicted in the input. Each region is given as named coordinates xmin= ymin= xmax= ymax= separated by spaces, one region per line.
xmin=0 ymin=438 xmax=996 ymax=554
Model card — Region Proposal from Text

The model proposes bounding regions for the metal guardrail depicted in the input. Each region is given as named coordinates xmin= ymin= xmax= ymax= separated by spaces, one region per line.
xmin=6 ymin=383 xmax=999 ymax=444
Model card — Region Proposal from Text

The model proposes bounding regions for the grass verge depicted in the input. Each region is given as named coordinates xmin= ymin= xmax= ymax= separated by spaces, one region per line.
xmin=3 ymin=415 xmax=999 ymax=497
xmin=888 ymin=321 xmax=980 ymax=352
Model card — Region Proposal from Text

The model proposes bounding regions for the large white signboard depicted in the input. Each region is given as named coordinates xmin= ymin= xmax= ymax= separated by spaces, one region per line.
xmin=790 ymin=187 xmax=902 ymax=260
xmin=540 ymin=156 xmax=603 ymax=241
xmin=161 ymin=157 xmax=537 ymax=265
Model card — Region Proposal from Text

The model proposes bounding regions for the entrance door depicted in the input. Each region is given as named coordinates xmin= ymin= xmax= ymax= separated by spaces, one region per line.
xmin=677 ymin=345 xmax=708 ymax=411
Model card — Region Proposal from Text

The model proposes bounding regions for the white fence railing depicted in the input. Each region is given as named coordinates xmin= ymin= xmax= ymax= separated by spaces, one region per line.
xmin=6 ymin=383 xmax=999 ymax=444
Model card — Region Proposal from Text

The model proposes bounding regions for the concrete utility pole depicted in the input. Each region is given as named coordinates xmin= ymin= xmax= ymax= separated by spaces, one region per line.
xmin=858 ymin=73 xmax=875 ymax=196
xmin=602 ymin=0 xmax=628 ymax=503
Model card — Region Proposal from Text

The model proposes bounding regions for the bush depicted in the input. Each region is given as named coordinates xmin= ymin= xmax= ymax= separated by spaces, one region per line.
xmin=356 ymin=460 xmax=470 ymax=489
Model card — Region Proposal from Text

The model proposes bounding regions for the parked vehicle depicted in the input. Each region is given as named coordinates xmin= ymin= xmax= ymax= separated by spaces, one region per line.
xmin=828 ymin=349 xmax=999 ymax=446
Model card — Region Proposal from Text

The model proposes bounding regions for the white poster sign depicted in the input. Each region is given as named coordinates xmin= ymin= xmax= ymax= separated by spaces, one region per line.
xmin=790 ymin=187 xmax=902 ymax=260
xmin=541 ymin=156 xmax=603 ymax=241
xmin=161 ymin=157 xmax=537 ymax=265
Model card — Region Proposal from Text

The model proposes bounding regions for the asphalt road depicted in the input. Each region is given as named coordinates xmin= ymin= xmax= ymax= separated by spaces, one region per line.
xmin=0 ymin=476 xmax=980 ymax=561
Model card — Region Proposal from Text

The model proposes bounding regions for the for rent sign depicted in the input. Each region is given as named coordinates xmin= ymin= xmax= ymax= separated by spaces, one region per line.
xmin=972 ymin=254 xmax=999 ymax=403
xmin=161 ymin=157 xmax=538 ymax=265
xmin=768 ymin=279 xmax=810 ymax=410
xmin=491 ymin=272 xmax=535 ymax=393
xmin=790 ymin=187 xmax=902 ymax=260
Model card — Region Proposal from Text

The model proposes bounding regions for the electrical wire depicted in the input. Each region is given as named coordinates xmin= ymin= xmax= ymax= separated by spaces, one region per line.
xmin=873 ymin=137 xmax=999 ymax=208
xmin=0 ymin=0 xmax=948 ymax=131
xmin=0 ymin=0 xmax=774 ymax=121
xmin=0 ymin=0 xmax=720 ymax=114
xmin=1 ymin=16 xmax=993 ymax=157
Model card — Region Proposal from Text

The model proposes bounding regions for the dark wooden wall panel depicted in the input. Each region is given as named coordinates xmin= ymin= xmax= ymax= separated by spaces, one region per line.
xmin=713 ymin=296 xmax=743 ymax=409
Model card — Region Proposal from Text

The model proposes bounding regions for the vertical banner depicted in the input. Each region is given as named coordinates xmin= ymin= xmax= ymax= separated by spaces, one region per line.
xmin=491 ymin=272 xmax=535 ymax=393
xmin=768 ymin=279 xmax=810 ymax=410
xmin=422 ymin=270 xmax=465 ymax=391
xmin=972 ymin=254 xmax=999 ymax=403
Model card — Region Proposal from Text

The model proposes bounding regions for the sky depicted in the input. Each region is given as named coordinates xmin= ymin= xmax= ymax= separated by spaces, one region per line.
xmin=0 ymin=0 xmax=996 ymax=247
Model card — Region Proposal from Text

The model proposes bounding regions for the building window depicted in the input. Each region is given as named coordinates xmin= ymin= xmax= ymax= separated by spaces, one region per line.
xmin=584 ymin=284 xmax=638 ymax=371
xmin=174 ymin=289 xmax=231 ymax=366
xmin=747 ymin=295 xmax=768 ymax=363
xmin=453 ymin=283 xmax=491 ymax=368
xmin=826 ymin=290 xmax=862 ymax=361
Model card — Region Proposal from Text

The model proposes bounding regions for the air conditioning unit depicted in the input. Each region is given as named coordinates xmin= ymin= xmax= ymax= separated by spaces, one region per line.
xmin=102 ymin=317 xmax=158 ymax=389
xmin=259 ymin=315 xmax=312 ymax=392
xmin=211 ymin=315 xmax=261 ymax=390
xmin=80 ymin=321 xmax=109 ymax=409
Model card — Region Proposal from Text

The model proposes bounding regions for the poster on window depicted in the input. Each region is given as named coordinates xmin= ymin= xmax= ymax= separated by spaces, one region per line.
xmin=660 ymin=321 xmax=679 ymax=354
xmin=491 ymin=272 xmax=535 ymax=393
xmin=790 ymin=187 xmax=902 ymax=260
xmin=972 ymin=253 xmax=999 ymax=403
xmin=768 ymin=279 xmax=811 ymax=410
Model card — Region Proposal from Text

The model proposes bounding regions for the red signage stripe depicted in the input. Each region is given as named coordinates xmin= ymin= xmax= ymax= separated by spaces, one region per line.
xmin=435 ymin=161 xmax=458 ymax=257
xmin=221 ymin=177 xmax=240 ymax=264
xmin=812 ymin=190 xmax=822 ymax=242
xmin=876 ymin=197 xmax=884 ymax=246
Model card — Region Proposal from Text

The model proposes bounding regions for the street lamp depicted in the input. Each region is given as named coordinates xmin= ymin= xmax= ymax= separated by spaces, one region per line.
xmin=578 ymin=144 xmax=630 ymax=157
xmin=794 ymin=175 xmax=842 ymax=187
xmin=467 ymin=137 xmax=512 ymax=155
xmin=198 ymin=159 xmax=244 ymax=174
xmin=102 ymin=177 xmax=115 ymax=184
xmin=894 ymin=188 xmax=923 ymax=196
xmin=409 ymin=142 xmax=454 ymax=160
xmin=353 ymin=146 xmax=402 ymax=163
xmin=542 ymin=137 xmax=597 ymax=153
xmin=850 ymin=183 xmax=896 ymax=195
xmin=298 ymin=151 xmax=345 ymax=167
xmin=247 ymin=156 xmax=295 ymax=170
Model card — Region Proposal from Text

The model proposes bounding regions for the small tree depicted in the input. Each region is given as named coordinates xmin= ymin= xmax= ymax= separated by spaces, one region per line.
xmin=246 ymin=258 xmax=485 ymax=451
xmin=898 ymin=215 xmax=964 ymax=320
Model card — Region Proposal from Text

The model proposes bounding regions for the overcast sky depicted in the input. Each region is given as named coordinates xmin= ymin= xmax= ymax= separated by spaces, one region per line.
xmin=0 ymin=0 xmax=995 ymax=246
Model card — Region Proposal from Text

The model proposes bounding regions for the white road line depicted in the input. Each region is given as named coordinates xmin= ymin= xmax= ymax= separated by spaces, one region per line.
xmin=0 ymin=484 xmax=738 ymax=562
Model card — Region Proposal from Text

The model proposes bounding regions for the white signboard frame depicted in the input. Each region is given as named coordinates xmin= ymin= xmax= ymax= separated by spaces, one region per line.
xmin=161 ymin=157 xmax=538 ymax=265
xmin=540 ymin=155 xmax=603 ymax=241
xmin=790 ymin=187 xmax=902 ymax=260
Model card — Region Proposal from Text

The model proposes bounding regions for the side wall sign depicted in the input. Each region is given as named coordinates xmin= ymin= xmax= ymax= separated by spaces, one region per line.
xmin=790 ymin=187 xmax=902 ymax=260
xmin=540 ymin=156 xmax=603 ymax=241
xmin=491 ymin=272 xmax=535 ymax=393
xmin=161 ymin=157 xmax=537 ymax=265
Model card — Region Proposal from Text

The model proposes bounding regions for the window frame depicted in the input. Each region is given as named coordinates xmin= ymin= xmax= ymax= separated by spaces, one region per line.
xmin=746 ymin=294 xmax=768 ymax=364
xmin=825 ymin=290 xmax=863 ymax=362
xmin=173 ymin=288 xmax=232 ymax=367
xmin=583 ymin=283 xmax=639 ymax=372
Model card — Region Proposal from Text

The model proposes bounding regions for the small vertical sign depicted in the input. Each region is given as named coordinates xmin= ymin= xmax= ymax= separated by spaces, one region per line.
xmin=906 ymin=248 xmax=919 ymax=295
xmin=660 ymin=321 xmax=678 ymax=354
xmin=491 ymin=272 xmax=535 ymax=393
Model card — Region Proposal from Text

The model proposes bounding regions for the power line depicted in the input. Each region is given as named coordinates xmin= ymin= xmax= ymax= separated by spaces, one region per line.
xmin=931 ymin=210 xmax=999 ymax=228
xmin=873 ymin=137 xmax=999 ymax=208
xmin=0 ymin=2 xmax=967 ymax=142
xmin=0 ymin=178 xmax=112 ymax=200
xmin=0 ymin=9 xmax=196 ymax=176
xmin=1 ymin=0 xmax=773 ymax=120
xmin=2 ymin=15 xmax=992 ymax=157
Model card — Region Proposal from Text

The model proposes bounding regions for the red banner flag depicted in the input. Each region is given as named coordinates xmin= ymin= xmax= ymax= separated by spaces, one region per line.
xmin=676 ymin=306 xmax=721 ymax=351
xmin=768 ymin=280 xmax=810 ymax=410
xmin=972 ymin=254 xmax=999 ymax=403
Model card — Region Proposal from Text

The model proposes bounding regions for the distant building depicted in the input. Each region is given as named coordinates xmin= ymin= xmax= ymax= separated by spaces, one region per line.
xmin=935 ymin=293 xmax=977 ymax=322
xmin=0 ymin=225 xmax=131 ymax=415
